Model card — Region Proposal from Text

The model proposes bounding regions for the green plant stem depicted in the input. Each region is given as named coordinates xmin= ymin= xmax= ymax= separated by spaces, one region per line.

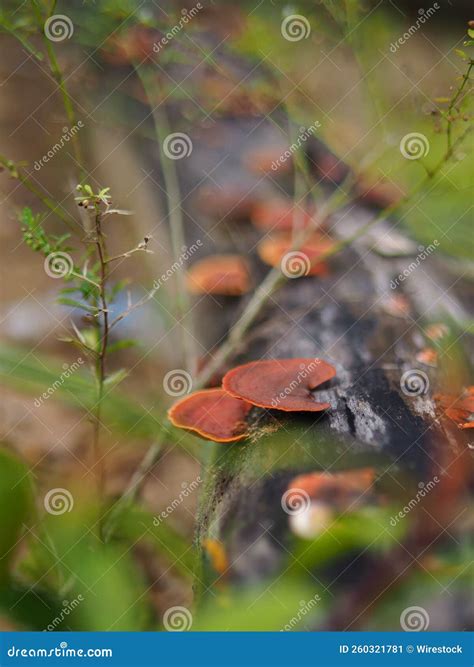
xmin=102 ymin=434 xmax=166 ymax=543
xmin=0 ymin=154 xmax=78 ymax=232
xmin=136 ymin=66 xmax=196 ymax=376
xmin=447 ymin=61 xmax=473 ymax=153
xmin=31 ymin=0 xmax=85 ymax=176
xmin=91 ymin=208 xmax=109 ymax=535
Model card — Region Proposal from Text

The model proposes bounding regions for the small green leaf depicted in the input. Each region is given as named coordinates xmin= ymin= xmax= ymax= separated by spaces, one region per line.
xmin=104 ymin=368 xmax=128 ymax=388
xmin=107 ymin=339 xmax=137 ymax=354
xmin=467 ymin=28 xmax=474 ymax=39
xmin=81 ymin=328 xmax=100 ymax=352
xmin=57 ymin=297 xmax=98 ymax=314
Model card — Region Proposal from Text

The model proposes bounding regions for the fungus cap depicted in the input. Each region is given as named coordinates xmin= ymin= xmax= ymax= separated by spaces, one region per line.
xmin=186 ymin=255 xmax=251 ymax=296
xmin=168 ymin=389 xmax=252 ymax=442
xmin=257 ymin=233 xmax=333 ymax=276
xmin=289 ymin=468 xmax=375 ymax=504
xmin=222 ymin=358 xmax=336 ymax=412
xmin=251 ymin=199 xmax=315 ymax=231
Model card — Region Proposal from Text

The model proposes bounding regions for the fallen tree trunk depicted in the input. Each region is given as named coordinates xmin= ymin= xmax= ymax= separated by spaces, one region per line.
xmin=130 ymin=31 xmax=474 ymax=629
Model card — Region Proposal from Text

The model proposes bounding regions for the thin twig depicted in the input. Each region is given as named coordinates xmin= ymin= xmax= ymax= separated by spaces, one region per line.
xmin=0 ymin=154 xmax=78 ymax=232
xmin=31 ymin=0 xmax=85 ymax=175
xmin=105 ymin=247 xmax=151 ymax=264
xmin=102 ymin=434 xmax=167 ymax=543
xmin=136 ymin=66 xmax=196 ymax=376
xmin=446 ymin=60 xmax=473 ymax=153
xmin=91 ymin=205 xmax=110 ymax=535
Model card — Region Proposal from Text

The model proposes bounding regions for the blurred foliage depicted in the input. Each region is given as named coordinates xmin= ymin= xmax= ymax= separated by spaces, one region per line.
xmin=0 ymin=344 xmax=170 ymax=441
xmin=0 ymin=448 xmax=33 ymax=584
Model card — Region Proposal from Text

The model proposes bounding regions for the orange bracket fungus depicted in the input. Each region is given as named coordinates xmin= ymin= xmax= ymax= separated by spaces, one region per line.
xmin=257 ymin=233 xmax=333 ymax=277
xmin=289 ymin=468 xmax=375 ymax=506
xmin=222 ymin=358 xmax=336 ymax=412
xmin=186 ymin=255 xmax=251 ymax=296
xmin=287 ymin=468 xmax=375 ymax=539
xmin=250 ymin=198 xmax=315 ymax=232
xmin=435 ymin=387 xmax=474 ymax=430
xmin=168 ymin=389 xmax=252 ymax=442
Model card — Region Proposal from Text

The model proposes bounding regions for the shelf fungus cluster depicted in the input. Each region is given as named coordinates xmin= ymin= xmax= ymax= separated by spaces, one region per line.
xmin=186 ymin=194 xmax=335 ymax=303
xmin=168 ymin=358 xmax=337 ymax=443
xmin=435 ymin=386 xmax=474 ymax=430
